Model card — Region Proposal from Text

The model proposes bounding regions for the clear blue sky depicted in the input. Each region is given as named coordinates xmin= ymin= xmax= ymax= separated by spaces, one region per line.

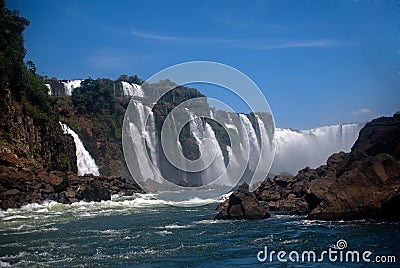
xmin=7 ymin=0 xmax=399 ymax=129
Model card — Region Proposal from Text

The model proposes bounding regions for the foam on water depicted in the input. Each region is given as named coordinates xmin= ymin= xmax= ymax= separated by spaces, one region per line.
xmin=159 ymin=224 xmax=193 ymax=229
xmin=1 ymin=200 xmax=398 ymax=267
xmin=0 ymin=192 xmax=227 ymax=231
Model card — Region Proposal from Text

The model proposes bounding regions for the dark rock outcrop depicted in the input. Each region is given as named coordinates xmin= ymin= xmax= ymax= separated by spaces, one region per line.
xmin=254 ymin=152 xmax=344 ymax=215
xmin=351 ymin=114 xmax=400 ymax=159
xmin=254 ymin=174 xmax=309 ymax=214
xmin=307 ymin=153 xmax=400 ymax=220
xmin=215 ymin=183 xmax=270 ymax=220
xmin=307 ymin=113 xmax=400 ymax=220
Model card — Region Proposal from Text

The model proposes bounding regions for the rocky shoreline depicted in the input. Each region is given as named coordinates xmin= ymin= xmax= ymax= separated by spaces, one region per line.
xmin=216 ymin=113 xmax=400 ymax=221
xmin=0 ymin=153 xmax=143 ymax=210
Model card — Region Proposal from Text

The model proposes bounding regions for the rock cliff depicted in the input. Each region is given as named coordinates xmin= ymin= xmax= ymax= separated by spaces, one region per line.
xmin=307 ymin=113 xmax=400 ymax=220
xmin=217 ymin=113 xmax=400 ymax=221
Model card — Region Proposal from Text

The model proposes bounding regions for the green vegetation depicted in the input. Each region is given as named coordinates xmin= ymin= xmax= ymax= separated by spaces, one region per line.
xmin=0 ymin=0 xmax=29 ymax=93
xmin=0 ymin=1 xmax=54 ymax=126
xmin=0 ymin=0 xmax=231 ymax=172
xmin=117 ymin=74 xmax=144 ymax=85
xmin=70 ymin=78 xmax=126 ymax=141
xmin=72 ymin=79 xmax=115 ymax=116
xmin=55 ymin=152 xmax=72 ymax=172
xmin=158 ymin=85 xmax=205 ymax=105
xmin=21 ymin=61 xmax=54 ymax=126
xmin=0 ymin=2 xmax=76 ymax=172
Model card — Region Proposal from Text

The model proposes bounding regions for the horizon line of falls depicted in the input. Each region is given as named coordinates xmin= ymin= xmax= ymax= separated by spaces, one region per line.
xmin=45 ymin=80 xmax=143 ymax=97
xmin=59 ymin=122 xmax=100 ymax=176
xmin=121 ymin=81 xmax=144 ymax=97
xmin=45 ymin=80 xmax=83 ymax=96
xmin=125 ymin=101 xmax=365 ymax=188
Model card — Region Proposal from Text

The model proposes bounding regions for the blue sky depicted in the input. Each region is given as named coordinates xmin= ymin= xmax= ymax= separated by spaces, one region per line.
xmin=7 ymin=0 xmax=399 ymax=129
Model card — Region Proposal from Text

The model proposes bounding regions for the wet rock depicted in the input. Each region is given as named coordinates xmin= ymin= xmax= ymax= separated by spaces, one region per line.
xmin=307 ymin=153 xmax=400 ymax=220
xmin=46 ymin=171 xmax=67 ymax=193
xmin=64 ymin=189 xmax=76 ymax=199
xmin=215 ymin=183 xmax=270 ymax=220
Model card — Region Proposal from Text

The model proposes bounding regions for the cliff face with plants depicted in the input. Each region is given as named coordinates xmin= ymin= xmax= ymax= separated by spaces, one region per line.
xmin=0 ymin=2 xmax=76 ymax=172
xmin=52 ymin=77 xmax=218 ymax=183
xmin=0 ymin=3 xmax=143 ymax=209
xmin=53 ymin=78 xmax=131 ymax=179
xmin=0 ymin=1 xmax=233 ymax=195
xmin=49 ymin=74 xmax=274 ymax=188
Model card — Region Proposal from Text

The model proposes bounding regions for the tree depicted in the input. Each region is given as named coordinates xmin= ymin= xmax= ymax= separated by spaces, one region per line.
xmin=0 ymin=0 xmax=30 ymax=93
xmin=26 ymin=60 xmax=36 ymax=74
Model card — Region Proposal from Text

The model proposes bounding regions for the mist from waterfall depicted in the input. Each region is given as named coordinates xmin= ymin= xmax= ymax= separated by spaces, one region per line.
xmin=271 ymin=123 xmax=365 ymax=175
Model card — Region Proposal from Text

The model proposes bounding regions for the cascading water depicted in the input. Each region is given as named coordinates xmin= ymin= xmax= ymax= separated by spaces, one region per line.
xmin=121 ymin=81 xmax=144 ymax=97
xmin=201 ymin=122 xmax=227 ymax=185
xmin=45 ymin=80 xmax=82 ymax=96
xmin=59 ymin=122 xmax=99 ymax=176
xmin=188 ymin=113 xmax=223 ymax=185
xmin=45 ymin=84 xmax=51 ymax=95
xmin=126 ymin=101 xmax=161 ymax=183
xmin=239 ymin=114 xmax=261 ymax=172
xmin=62 ymin=80 xmax=82 ymax=96
xmin=271 ymin=123 xmax=365 ymax=175
xmin=255 ymin=114 xmax=274 ymax=174
xmin=126 ymin=102 xmax=363 ymax=186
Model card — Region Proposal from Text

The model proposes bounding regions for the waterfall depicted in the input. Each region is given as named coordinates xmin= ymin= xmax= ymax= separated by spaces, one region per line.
xmin=121 ymin=81 xmax=144 ymax=97
xmin=239 ymin=114 xmax=261 ymax=172
xmin=187 ymin=113 xmax=229 ymax=185
xmin=125 ymin=101 xmax=363 ymax=187
xmin=45 ymin=84 xmax=51 ymax=95
xmin=59 ymin=122 xmax=99 ymax=176
xmin=62 ymin=80 xmax=82 ymax=96
xmin=255 ymin=114 xmax=274 ymax=172
xmin=127 ymin=101 xmax=161 ymax=183
xmin=271 ymin=123 xmax=365 ymax=175
xmin=46 ymin=80 xmax=82 ymax=96
xmin=202 ymin=122 xmax=227 ymax=185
